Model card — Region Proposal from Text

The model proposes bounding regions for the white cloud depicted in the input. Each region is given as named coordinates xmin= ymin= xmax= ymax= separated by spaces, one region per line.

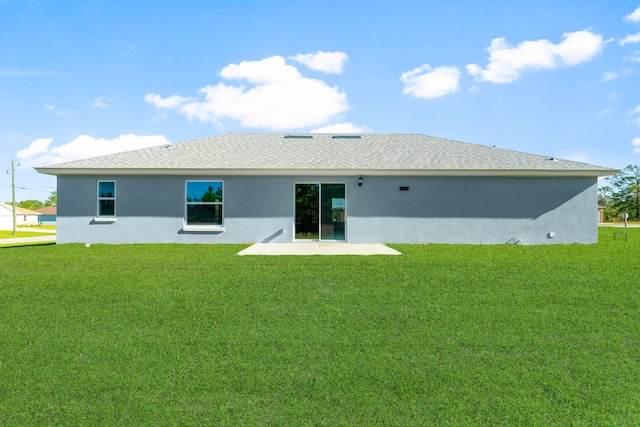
xmin=603 ymin=68 xmax=633 ymax=82
xmin=145 ymin=55 xmax=349 ymax=130
xmin=310 ymin=122 xmax=371 ymax=133
xmin=624 ymin=50 xmax=640 ymax=62
xmin=17 ymin=134 xmax=169 ymax=167
xmin=220 ymin=56 xmax=301 ymax=83
xmin=620 ymin=33 xmax=640 ymax=46
xmin=633 ymin=137 xmax=640 ymax=153
xmin=42 ymin=104 xmax=77 ymax=117
xmin=629 ymin=105 xmax=640 ymax=127
xmin=56 ymin=109 xmax=75 ymax=117
xmin=290 ymin=51 xmax=348 ymax=74
xmin=598 ymin=108 xmax=614 ymax=117
xmin=624 ymin=6 xmax=640 ymax=23
xmin=467 ymin=30 xmax=604 ymax=83
xmin=400 ymin=65 xmax=461 ymax=99
xmin=92 ymin=96 xmax=112 ymax=108
xmin=17 ymin=138 xmax=53 ymax=159
xmin=555 ymin=31 xmax=606 ymax=65
xmin=144 ymin=93 xmax=191 ymax=109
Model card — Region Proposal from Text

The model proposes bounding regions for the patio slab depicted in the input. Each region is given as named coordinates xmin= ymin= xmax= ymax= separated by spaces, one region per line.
xmin=237 ymin=243 xmax=401 ymax=256
xmin=0 ymin=235 xmax=56 ymax=245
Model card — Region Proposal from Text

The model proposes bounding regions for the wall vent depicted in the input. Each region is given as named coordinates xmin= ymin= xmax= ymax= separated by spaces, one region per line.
xmin=399 ymin=186 xmax=410 ymax=191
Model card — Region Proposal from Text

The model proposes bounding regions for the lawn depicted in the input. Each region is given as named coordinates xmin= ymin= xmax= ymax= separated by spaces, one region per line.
xmin=1 ymin=229 xmax=639 ymax=425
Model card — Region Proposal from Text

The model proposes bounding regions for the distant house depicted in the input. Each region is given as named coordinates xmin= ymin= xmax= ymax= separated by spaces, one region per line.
xmin=35 ymin=205 xmax=57 ymax=225
xmin=598 ymin=205 xmax=605 ymax=223
xmin=36 ymin=133 xmax=618 ymax=245
xmin=0 ymin=203 xmax=41 ymax=229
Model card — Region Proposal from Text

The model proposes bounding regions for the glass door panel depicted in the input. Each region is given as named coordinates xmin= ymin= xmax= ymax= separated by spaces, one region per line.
xmin=320 ymin=184 xmax=345 ymax=241
xmin=295 ymin=184 xmax=319 ymax=239
xmin=295 ymin=183 xmax=346 ymax=241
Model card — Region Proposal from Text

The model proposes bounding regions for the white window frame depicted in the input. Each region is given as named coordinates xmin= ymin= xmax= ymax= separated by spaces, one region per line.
xmin=183 ymin=180 xmax=224 ymax=232
xmin=95 ymin=180 xmax=117 ymax=222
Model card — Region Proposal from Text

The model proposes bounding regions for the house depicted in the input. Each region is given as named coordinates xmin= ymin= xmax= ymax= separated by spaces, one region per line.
xmin=0 ymin=203 xmax=41 ymax=230
xmin=35 ymin=133 xmax=617 ymax=245
xmin=35 ymin=205 xmax=57 ymax=225
xmin=598 ymin=205 xmax=605 ymax=223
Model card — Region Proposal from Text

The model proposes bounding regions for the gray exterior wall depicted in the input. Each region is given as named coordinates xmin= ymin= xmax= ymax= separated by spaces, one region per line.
xmin=56 ymin=174 xmax=598 ymax=245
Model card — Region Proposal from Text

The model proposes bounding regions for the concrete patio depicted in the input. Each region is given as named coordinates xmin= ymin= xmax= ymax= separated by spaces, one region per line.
xmin=237 ymin=243 xmax=402 ymax=256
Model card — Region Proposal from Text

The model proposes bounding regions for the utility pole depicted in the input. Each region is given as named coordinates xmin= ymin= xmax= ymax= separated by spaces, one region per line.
xmin=11 ymin=159 xmax=17 ymax=235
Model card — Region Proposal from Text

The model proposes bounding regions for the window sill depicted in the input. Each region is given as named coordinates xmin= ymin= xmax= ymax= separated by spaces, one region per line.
xmin=93 ymin=217 xmax=117 ymax=223
xmin=182 ymin=225 xmax=225 ymax=232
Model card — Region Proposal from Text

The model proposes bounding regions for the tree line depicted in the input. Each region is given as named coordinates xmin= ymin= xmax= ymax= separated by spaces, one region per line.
xmin=599 ymin=165 xmax=640 ymax=222
xmin=4 ymin=191 xmax=57 ymax=211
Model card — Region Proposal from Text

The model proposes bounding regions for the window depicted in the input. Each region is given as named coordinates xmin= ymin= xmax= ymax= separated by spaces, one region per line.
xmin=185 ymin=181 xmax=223 ymax=228
xmin=97 ymin=181 xmax=116 ymax=217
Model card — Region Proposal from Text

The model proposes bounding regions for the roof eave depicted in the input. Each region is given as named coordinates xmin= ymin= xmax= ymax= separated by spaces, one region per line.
xmin=35 ymin=167 xmax=619 ymax=178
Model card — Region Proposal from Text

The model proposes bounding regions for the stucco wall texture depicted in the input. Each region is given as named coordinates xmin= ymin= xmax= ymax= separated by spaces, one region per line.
xmin=57 ymin=175 xmax=597 ymax=245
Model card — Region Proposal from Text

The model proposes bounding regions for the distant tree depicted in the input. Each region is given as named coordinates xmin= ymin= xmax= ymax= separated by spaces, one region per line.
xmin=201 ymin=186 xmax=222 ymax=203
xmin=17 ymin=199 xmax=44 ymax=211
xmin=295 ymin=184 xmax=319 ymax=238
xmin=604 ymin=165 xmax=640 ymax=220
xmin=45 ymin=191 xmax=57 ymax=206
xmin=597 ymin=185 xmax=615 ymax=221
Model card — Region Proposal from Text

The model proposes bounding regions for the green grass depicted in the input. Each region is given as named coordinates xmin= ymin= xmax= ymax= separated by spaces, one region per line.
xmin=1 ymin=229 xmax=639 ymax=425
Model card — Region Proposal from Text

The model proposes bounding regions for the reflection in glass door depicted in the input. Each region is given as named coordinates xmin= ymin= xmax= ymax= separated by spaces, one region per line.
xmin=295 ymin=183 xmax=346 ymax=241
xmin=295 ymin=184 xmax=319 ymax=239
xmin=320 ymin=184 xmax=345 ymax=240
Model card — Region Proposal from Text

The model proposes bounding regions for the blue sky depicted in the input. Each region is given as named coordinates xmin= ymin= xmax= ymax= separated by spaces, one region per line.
xmin=2 ymin=0 xmax=640 ymax=202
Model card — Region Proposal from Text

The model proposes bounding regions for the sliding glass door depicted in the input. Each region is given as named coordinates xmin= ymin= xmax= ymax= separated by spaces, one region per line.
xmin=295 ymin=184 xmax=320 ymax=239
xmin=320 ymin=184 xmax=345 ymax=240
xmin=295 ymin=183 xmax=345 ymax=241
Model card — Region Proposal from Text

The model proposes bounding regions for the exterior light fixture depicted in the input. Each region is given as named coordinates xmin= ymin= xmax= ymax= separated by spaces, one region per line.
xmin=358 ymin=176 xmax=363 ymax=187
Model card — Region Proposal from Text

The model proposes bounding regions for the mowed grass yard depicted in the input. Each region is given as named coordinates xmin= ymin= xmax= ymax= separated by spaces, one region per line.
xmin=1 ymin=229 xmax=639 ymax=426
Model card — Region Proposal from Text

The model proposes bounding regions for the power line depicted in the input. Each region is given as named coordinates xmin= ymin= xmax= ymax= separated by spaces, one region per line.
xmin=0 ymin=185 xmax=56 ymax=192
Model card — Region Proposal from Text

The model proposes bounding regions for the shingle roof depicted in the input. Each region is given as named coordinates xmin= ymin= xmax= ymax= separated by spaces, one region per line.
xmin=16 ymin=207 xmax=40 ymax=215
xmin=35 ymin=133 xmax=617 ymax=177
xmin=0 ymin=203 xmax=40 ymax=215
xmin=34 ymin=206 xmax=57 ymax=215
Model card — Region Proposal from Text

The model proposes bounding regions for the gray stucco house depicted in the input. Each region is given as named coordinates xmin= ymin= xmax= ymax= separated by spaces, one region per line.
xmin=36 ymin=133 xmax=617 ymax=245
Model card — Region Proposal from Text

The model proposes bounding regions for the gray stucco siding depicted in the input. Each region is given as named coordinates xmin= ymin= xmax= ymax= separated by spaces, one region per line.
xmin=348 ymin=176 xmax=597 ymax=244
xmin=57 ymin=175 xmax=296 ymax=244
xmin=56 ymin=174 xmax=597 ymax=245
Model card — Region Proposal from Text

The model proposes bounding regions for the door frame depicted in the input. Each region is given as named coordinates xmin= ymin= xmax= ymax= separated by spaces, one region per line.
xmin=293 ymin=182 xmax=347 ymax=242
